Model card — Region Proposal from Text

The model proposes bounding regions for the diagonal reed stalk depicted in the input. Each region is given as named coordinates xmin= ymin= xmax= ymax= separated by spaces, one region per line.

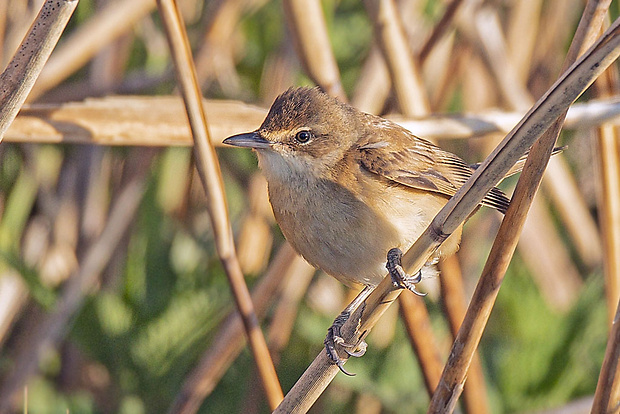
xmin=592 ymin=298 xmax=620 ymax=412
xmin=438 ymin=255 xmax=489 ymax=413
xmin=274 ymin=9 xmax=620 ymax=414
xmin=471 ymin=4 xmax=597 ymax=308
xmin=591 ymin=16 xmax=620 ymax=413
xmin=0 ymin=0 xmax=78 ymax=142
xmin=428 ymin=0 xmax=611 ymax=410
xmin=593 ymin=44 xmax=620 ymax=326
xmin=155 ymin=0 xmax=283 ymax=410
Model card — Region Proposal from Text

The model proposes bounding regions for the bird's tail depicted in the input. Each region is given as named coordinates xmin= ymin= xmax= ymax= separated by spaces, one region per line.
xmin=473 ymin=146 xmax=565 ymax=214
xmin=469 ymin=146 xmax=566 ymax=179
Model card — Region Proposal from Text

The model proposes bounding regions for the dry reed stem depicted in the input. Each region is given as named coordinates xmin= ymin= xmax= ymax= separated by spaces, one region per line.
xmin=397 ymin=292 xmax=443 ymax=393
xmin=258 ymin=40 xmax=298 ymax=104
xmin=10 ymin=96 xmax=267 ymax=145
xmin=193 ymin=0 xmax=243 ymax=93
xmin=0 ymin=149 xmax=153 ymax=413
xmin=518 ymin=198 xmax=583 ymax=310
xmin=428 ymin=1 xmax=612 ymax=410
xmin=360 ymin=0 xmax=474 ymax=400
xmin=283 ymin=5 xmax=440 ymax=407
xmin=237 ymin=174 xmax=274 ymax=275
xmin=532 ymin=0 xmax=583 ymax=93
xmin=351 ymin=44 xmax=391 ymax=114
xmin=6 ymin=95 xmax=620 ymax=146
xmin=367 ymin=290 xmax=398 ymax=349
xmin=282 ymin=0 xmax=346 ymax=100
xmin=363 ymin=0 xmax=429 ymax=116
xmin=275 ymin=9 xmax=620 ymax=413
xmin=592 ymin=298 xmax=620 ymax=412
xmin=428 ymin=122 xmax=563 ymax=411
xmin=472 ymin=4 xmax=596 ymax=306
xmin=29 ymin=0 xmax=155 ymax=100
xmin=595 ymin=124 xmax=620 ymax=324
xmin=590 ymin=31 xmax=620 ymax=409
xmin=168 ymin=243 xmax=300 ymax=414
xmin=155 ymin=0 xmax=283 ymax=409
xmin=90 ymin=30 xmax=133 ymax=94
xmin=424 ymin=32 xmax=457 ymax=110
xmin=0 ymin=272 xmax=27 ymax=348
xmin=460 ymin=46 xmax=497 ymax=111
xmin=472 ymin=7 xmax=533 ymax=110
xmin=498 ymin=3 xmax=604 ymax=271
xmin=418 ymin=0 xmax=463 ymax=65
xmin=354 ymin=0 xmax=463 ymax=113
xmin=354 ymin=393 xmax=382 ymax=414
xmin=72 ymin=147 xmax=110 ymax=243
xmin=0 ymin=0 xmax=7 ymax=62
xmin=438 ymin=255 xmax=489 ymax=414
xmin=3 ymin=2 xmax=38 ymax=61
xmin=0 ymin=0 xmax=78 ymax=142
xmin=266 ymin=256 xmax=316 ymax=363
xmin=543 ymin=158 xmax=603 ymax=268
xmin=506 ymin=0 xmax=542 ymax=85
xmin=242 ymin=256 xmax=316 ymax=414
xmin=593 ymin=58 xmax=620 ymax=325
xmin=525 ymin=0 xmax=604 ymax=286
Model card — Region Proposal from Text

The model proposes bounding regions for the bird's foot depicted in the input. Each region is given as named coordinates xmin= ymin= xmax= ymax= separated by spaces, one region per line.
xmin=324 ymin=309 xmax=367 ymax=376
xmin=387 ymin=247 xmax=427 ymax=297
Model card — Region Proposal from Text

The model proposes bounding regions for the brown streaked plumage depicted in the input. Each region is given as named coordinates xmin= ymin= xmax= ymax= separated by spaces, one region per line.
xmin=223 ymin=86 xmax=513 ymax=288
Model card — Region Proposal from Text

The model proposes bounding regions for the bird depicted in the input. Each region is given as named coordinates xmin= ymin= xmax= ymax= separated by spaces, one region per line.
xmin=223 ymin=86 xmax=522 ymax=374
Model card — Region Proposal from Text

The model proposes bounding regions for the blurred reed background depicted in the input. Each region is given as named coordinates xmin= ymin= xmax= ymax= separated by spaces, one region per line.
xmin=0 ymin=0 xmax=618 ymax=413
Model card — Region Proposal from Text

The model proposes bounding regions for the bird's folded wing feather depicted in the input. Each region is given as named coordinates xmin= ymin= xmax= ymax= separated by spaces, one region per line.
xmin=356 ymin=130 xmax=511 ymax=213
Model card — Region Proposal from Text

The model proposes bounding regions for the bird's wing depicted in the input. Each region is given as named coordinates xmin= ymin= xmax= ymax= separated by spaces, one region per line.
xmin=357 ymin=127 xmax=510 ymax=213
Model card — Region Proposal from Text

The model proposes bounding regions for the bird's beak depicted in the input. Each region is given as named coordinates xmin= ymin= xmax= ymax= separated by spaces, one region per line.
xmin=223 ymin=132 xmax=272 ymax=149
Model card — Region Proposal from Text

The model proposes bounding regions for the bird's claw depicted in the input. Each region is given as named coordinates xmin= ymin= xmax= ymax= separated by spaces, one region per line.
xmin=343 ymin=340 xmax=367 ymax=357
xmin=324 ymin=310 xmax=367 ymax=376
xmin=387 ymin=247 xmax=427 ymax=297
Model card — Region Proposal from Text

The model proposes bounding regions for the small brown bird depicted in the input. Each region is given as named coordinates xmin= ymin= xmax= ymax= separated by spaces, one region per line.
xmin=224 ymin=87 xmax=514 ymax=373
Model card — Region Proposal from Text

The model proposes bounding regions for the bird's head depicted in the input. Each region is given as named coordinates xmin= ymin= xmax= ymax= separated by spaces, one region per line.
xmin=223 ymin=87 xmax=360 ymax=181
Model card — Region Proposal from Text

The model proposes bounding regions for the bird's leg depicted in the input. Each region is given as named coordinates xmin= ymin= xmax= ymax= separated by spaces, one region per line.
xmin=387 ymin=247 xmax=427 ymax=297
xmin=325 ymin=285 xmax=373 ymax=376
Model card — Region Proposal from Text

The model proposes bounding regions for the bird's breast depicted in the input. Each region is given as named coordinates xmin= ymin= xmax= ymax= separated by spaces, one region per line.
xmin=265 ymin=169 xmax=453 ymax=287
xmin=267 ymin=174 xmax=390 ymax=286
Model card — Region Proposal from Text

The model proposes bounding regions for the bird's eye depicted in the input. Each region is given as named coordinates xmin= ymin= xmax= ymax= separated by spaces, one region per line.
xmin=295 ymin=130 xmax=312 ymax=144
